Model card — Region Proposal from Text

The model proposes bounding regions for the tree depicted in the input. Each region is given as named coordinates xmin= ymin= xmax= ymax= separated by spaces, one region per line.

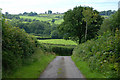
xmin=99 ymin=10 xmax=120 ymax=35
xmin=58 ymin=6 xmax=103 ymax=44
xmin=0 ymin=8 xmax=2 ymax=21
xmin=33 ymin=19 xmax=36 ymax=21
xmin=99 ymin=10 xmax=116 ymax=16
xmin=28 ymin=12 xmax=37 ymax=16
xmin=82 ymin=7 xmax=98 ymax=41
xmin=51 ymin=19 xmax=55 ymax=23
xmin=45 ymin=11 xmax=47 ymax=14
xmin=23 ymin=12 xmax=28 ymax=15
xmin=48 ymin=10 xmax=52 ymax=14
xmin=50 ymin=30 xmax=63 ymax=39
xmin=28 ymin=19 xmax=32 ymax=22
xmin=5 ymin=12 xmax=9 ymax=15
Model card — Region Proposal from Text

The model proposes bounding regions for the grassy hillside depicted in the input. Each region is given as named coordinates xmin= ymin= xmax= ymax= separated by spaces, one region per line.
xmin=20 ymin=14 xmax=64 ymax=24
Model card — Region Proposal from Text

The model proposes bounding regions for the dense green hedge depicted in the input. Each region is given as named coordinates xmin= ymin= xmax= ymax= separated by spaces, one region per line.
xmin=51 ymin=46 xmax=74 ymax=56
xmin=72 ymin=30 xmax=120 ymax=78
xmin=39 ymin=44 xmax=75 ymax=56
xmin=2 ymin=19 xmax=37 ymax=76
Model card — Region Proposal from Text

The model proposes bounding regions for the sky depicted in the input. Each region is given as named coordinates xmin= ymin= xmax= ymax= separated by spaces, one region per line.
xmin=0 ymin=0 xmax=119 ymax=14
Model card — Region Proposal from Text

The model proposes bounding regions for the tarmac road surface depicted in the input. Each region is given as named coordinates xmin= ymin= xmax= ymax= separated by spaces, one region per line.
xmin=39 ymin=56 xmax=85 ymax=79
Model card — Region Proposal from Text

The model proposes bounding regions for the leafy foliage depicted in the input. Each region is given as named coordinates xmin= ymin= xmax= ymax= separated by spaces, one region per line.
xmin=82 ymin=7 xmax=100 ymax=41
xmin=58 ymin=6 xmax=103 ymax=44
xmin=5 ymin=13 xmax=64 ymax=39
xmin=2 ymin=19 xmax=37 ymax=76
xmin=99 ymin=10 xmax=120 ymax=35
xmin=72 ymin=9 xmax=120 ymax=78
xmin=39 ymin=43 xmax=75 ymax=56
xmin=38 ymin=39 xmax=77 ymax=56
xmin=72 ymin=30 xmax=120 ymax=78
xmin=5 ymin=48 xmax=55 ymax=78
xmin=9 ymin=20 xmax=63 ymax=39
xmin=50 ymin=30 xmax=63 ymax=39
xmin=4 ymin=12 xmax=20 ymax=19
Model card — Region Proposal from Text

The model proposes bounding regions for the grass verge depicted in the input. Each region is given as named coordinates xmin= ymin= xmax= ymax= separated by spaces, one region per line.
xmin=7 ymin=48 xmax=56 ymax=79
xmin=71 ymin=56 xmax=105 ymax=78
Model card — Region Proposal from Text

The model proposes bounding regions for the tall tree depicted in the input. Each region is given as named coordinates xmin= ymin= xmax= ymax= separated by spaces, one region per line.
xmin=48 ymin=10 xmax=52 ymax=14
xmin=82 ymin=7 xmax=98 ymax=41
xmin=58 ymin=6 xmax=103 ymax=44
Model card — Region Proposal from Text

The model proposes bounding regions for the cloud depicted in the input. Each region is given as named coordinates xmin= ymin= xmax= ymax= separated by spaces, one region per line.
xmin=0 ymin=0 xmax=119 ymax=14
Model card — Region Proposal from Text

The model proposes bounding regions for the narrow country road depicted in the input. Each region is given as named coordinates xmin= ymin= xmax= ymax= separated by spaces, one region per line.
xmin=39 ymin=56 xmax=86 ymax=79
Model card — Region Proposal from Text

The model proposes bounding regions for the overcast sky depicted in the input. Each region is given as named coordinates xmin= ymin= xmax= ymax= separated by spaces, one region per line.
xmin=0 ymin=0 xmax=119 ymax=14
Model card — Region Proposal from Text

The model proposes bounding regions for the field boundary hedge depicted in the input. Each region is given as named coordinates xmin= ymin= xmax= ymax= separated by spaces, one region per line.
xmin=39 ymin=43 xmax=76 ymax=56
xmin=72 ymin=30 xmax=120 ymax=78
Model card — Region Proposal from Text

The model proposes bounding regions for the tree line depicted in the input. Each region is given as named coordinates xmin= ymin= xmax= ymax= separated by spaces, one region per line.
xmin=9 ymin=19 xmax=62 ymax=39
xmin=19 ymin=12 xmax=38 ymax=16
xmin=99 ymin=10 xmax=116 ymax=16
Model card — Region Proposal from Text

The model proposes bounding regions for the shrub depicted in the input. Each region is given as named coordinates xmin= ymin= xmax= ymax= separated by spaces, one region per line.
xmin=51 ymin=46 xmax=73 ymax=56
xmin=39 ymin=43 xmax=74 ymax=56
xmin=2 ymin=19 xmax=36 ymax=76
xmin=72 ymin=30 xmax=120 ymax=78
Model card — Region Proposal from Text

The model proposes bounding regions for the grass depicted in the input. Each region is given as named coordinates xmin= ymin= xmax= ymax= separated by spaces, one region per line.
xmin=38 ymin=39 xmax=77 ymax=46
xmin=54 ymin=19 xmax=64 ymax=24
xmin=34 ymin=35 xmax=51 ymax=39
xmin=71 ymin=56 xmax=105 ymax=78
xmin=8 ymin=48 xmax=56 ymax=79
xmin=20 ymin=16 xmax=51 ymax=21
xmin=101 ymin=15 xmax=109 ymax=18
xmin=20 ymin=14 xmax=64 ymax=24
xmin=38 ymin=14 xmax=63 ymax=17
xmin=47 ymin=44 xmax=76 ymax=49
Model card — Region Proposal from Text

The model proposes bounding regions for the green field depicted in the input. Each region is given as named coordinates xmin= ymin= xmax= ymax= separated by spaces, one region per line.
xmin=101 ymin=15 xmax=109 ymax=19
xmin=38 ymin=39 xmax=77 ymax=46
xmin=54 ymin=19 xmax=63 ymax=24
xmin=20 ymin=14 xmax=64 ymax=24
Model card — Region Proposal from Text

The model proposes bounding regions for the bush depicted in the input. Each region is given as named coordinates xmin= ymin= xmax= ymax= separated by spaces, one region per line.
xmin=39 ymin=43 xmax=74 ymax=56
xmin=51 ymin=46 xmax=73 ymax=56
xmin=72 ymin=30 xmax=120 ymax=78
xmin=99 ymin=10 xmax=120 ymax=35
xmin=2 ymin=19 xmax=36 ymax=76
xmin=50 ymin=30 xmax=63 ymax=39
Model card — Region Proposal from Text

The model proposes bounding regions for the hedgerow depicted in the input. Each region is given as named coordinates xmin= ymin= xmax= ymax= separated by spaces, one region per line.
xmin=72 ymin=30 xmax=120 ymax=78
xmin=2 ymin=19 xmax=37 ymax=76
xmin=39 ymin=43 xmax=74 ymax=56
